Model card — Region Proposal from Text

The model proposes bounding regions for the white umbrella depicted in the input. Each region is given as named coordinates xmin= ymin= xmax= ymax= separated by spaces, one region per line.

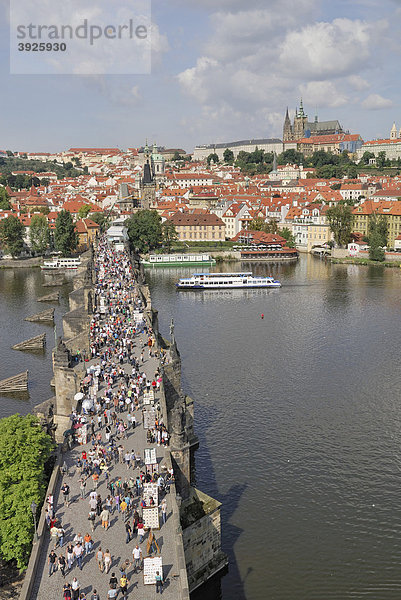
xmin=82 ymin=398 xmax=94 ymax=412
xmin=74 ymin=392 xmax=84 ymax=401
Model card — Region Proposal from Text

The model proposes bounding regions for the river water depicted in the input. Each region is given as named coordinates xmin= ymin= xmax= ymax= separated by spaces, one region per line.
xmin=145 ymin=257 xmax=401 ymax=600
xmin=0 ymin=268 xmax=73 ymax=415
xmin=2 ymin=257 xmax=401 ymax=599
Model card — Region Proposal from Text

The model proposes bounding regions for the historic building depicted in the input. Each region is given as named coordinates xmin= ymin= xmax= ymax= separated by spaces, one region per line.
xmin=140 ymin=142 xmax=156 ymax=209
xmin=283 ymin=100 xmax=344 ymax=142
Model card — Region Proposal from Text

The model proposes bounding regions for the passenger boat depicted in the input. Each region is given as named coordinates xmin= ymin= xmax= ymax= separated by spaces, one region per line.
xmin=41 ymin=257 xmax=81 ymax=270
xmin=142 ymin=253 xmax=216 ymax=267
xmin=176 ymin=272 xmax=281 ymax=289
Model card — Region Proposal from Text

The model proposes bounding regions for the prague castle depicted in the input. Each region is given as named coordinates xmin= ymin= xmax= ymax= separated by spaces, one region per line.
xmin=283 ymin=100 xmax=344 ymax=142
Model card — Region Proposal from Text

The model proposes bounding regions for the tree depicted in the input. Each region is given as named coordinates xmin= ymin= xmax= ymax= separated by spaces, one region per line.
xmin=223 ymin=148 xmax=234 ymax=165
xmin=15 ymin=174 xmax=25 ymax=190
xmin=368 ymin=214 xmax=388 ymax=247
xmin=368 ymin=213 xmax=388 ymax=261
xmin=126 ymin=210 xmax=162 ymax=253
xmin=369 ymin=229 xmax=385 ymax=261
xmin=78 ymin=204 xmax=91 ymax=220
xmin=249 ymin=217 xmax=268 ymax=232
xmin=280 ymin=227 xmax=296 ymax=248
xmin=277 ymin=149 xmax=304 ymax=165
xmin=54 ymin=210 xmax=78 ymax=256
xmin=90 ymin=212 xmax=109 ymax=233
xmin=248 ymin=218 xmax=278 ymax=234
xmin=172 ymin=151 xmax=184 ymax=162
xmin=376 ymin=151 xmax=386 ymax=169
xmin=6 ymin=150 xmax=13 ymax=157
xmin=360 ymin=151 xmax=375 ymax=165
xmin=206 ymin=153 xmax=219 ymax=165
xmin=29 ymin=214 xmax=50 ymax=255
xmin=0 ymin=187 xmax=10 ymax=210
xmin=0 ymin=215 xmax=25 ymax=257
xmin=347 ymin=164 xmax=358 ymax=179
xmin=0 ymin=414 xmax=54 ymax=569
xmin=161 ymin=221 xmax=178 ymax=253
xmin=41 ymin=178 xmax=50 ymax=187
xmin=326 ymin=204 xmax=353 ymax=247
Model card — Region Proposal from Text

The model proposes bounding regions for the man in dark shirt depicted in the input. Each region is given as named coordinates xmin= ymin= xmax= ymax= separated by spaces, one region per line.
xmin=48 ymin=550 xmax=57 ymax=577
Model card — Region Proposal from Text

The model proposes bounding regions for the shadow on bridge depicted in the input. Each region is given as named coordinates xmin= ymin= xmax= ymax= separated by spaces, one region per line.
xmin=190 ymin=401 xmax=248 ymax=600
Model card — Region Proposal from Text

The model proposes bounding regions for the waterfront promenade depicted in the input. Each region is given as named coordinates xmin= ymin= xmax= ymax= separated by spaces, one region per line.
xmin=29 ymin=244 xmax=182 ymax=600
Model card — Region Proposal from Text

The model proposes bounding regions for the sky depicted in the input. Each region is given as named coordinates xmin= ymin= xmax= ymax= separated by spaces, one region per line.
xmin=1 ymin=0 xmax=401 ymax=153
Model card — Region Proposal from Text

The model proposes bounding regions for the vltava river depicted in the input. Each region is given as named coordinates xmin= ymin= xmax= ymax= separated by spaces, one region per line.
xmin=146 ymin=256 xmax=401 ymax=600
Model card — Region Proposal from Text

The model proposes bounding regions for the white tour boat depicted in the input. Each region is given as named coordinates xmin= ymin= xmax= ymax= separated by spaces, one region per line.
xmin=176 ymin=271 xmax=281 ymax=290
xmin=41 ymin=257 xmax=82 ymax=271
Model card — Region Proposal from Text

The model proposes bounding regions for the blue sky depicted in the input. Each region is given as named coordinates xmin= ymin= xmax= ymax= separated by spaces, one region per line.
xmin=1 ymin=0 xmax=401 ymax=152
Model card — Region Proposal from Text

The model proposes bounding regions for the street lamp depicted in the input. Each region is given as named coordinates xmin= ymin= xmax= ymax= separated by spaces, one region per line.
xmin=30 ymin=501 xmax=38 ymax=542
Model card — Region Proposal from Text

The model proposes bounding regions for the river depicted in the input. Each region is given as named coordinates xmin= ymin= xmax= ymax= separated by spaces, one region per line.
xmin=2 ymin=257 xmax=401 ymax=599
xmin=0 ymin=267 xmax=73 ymax=415
xmin=145 ymin=256 xmax=401 ymax=600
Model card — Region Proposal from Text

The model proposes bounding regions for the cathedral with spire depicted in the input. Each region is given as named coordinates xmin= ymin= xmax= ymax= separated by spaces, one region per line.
xmin=283 ymin=100 xmax=344 ymax=141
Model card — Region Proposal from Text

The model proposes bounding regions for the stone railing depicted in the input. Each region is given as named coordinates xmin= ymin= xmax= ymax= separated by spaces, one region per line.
xmin=19 ymin=447 xmax=62 ymax=600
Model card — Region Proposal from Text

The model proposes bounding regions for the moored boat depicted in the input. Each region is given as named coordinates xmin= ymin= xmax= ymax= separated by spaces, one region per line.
xmin=41 ymin=257 xmax=81 ymax=270
xmin=176 ymin=271 xmax=281 ymax=290
xmin=142 ymin=253 xmax=216 ymax=267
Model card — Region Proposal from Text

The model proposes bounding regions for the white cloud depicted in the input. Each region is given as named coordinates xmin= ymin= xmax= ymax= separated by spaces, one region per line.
xmin=299 ymin=81 xmax=348 ymax=108
xmin=362 ymin=93 xmax=393 ymax=109
xmin=279 ymin=19 xmax=373 ymax=79
xmin=176 ymin=3 xmax=394 ymax=141
xmin=347 ymin=75 xmax=370 ymax=91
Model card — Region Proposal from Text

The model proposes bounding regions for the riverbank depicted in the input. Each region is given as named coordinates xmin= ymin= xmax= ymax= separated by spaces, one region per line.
xmin=0 ymin=257 xmax=42 ymax=269
xmin=329 ymin=256 xmax=401 ymax=268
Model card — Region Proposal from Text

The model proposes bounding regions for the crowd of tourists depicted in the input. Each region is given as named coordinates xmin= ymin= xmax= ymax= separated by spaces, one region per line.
xmin=46 ymin=241 xmax=172 ymax=599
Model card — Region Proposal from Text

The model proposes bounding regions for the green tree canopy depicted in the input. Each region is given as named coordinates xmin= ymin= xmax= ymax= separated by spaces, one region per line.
xmin=368 ymin=229 xmax=385 ymax=261
xmin=0 ymin=187 xmax=10 ymax=210
xmin=248 ymin=218 xmax=279 ymax=234
xmin=280 ymin=227 xmax=296 ymax=248
xmin=161 ymin=220 xmax=178 ymax=253
xmin=0 ymin=215 xmax=25 ymax=257
xmin=360 ymin=151 xmax=375 ymax=165
xmin=223 ymin=148 xmax=234 ymax=164
xmin=0 ymin=414 xmax=54 ymax=569
xmin=78 ymin=204 xmax=91 ymax=220
xmin=29 ymin=214 xmax=50 ymax=255
xmin=277 ymin=149 xmax=304 ymax=165
xmin=368 ymin=214 xmax=388 ymax=247
xmin=126 ymin=209 xmax=162 ymax=253
xmin=326 ymin=204 xmax=353 ymax=247
xmin=206 ymin=153 xmax=219 ymax=165
xmin=376 ymin=151 xmax=386 ymax=169
xmin=54 ymin=209 xmax=78 ymax=257
xmin=90 ymin=212 xmax=109 ymax=233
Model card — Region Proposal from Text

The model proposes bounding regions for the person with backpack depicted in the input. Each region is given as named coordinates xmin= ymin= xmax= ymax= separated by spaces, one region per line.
xmin=88 ymin=509 xmax=96 ymax=532
xmin=109 ymin=572 xmax=118 ymax=589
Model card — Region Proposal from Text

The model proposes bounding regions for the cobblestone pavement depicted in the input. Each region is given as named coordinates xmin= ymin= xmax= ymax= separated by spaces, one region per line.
xmin=32 ymin=330 xmax=180 ymax=600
